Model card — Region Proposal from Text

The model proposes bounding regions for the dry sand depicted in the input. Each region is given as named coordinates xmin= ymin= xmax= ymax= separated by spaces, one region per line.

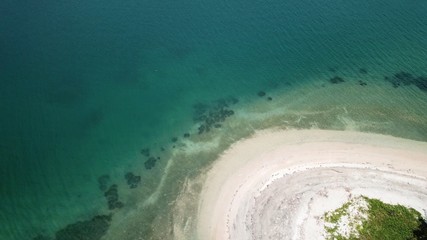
xmin=196 ymin=129 xmax=427 ymax=240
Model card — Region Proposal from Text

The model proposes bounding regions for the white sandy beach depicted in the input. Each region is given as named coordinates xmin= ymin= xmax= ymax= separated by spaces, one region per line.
xmin=196 ymin=129 xmax=427 ymax=240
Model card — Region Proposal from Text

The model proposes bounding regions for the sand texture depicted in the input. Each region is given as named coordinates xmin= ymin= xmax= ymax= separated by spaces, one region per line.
xmin=196 ymin=130 xmax=427 ymax=240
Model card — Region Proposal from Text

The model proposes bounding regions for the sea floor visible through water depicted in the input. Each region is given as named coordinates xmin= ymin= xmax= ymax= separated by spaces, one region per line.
xmin=2 ymin=62 xmax=427 ymax=239
xmin=0 ymin=0 xmax=427 ymax=239
xmin=103 ymin=68 xmax=427 ymax=240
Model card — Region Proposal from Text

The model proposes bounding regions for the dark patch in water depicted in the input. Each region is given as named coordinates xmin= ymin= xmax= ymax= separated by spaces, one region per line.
xmin=140 ymin=148 xmax=150 ymax=157
xmin=358 ymin=80 xmax=367 ymax=86
xmin=104 ymin=184 xmax=123 ymax=210
xmin=193 ymin=103 xmax=210 ymax=122
xmin=385 ymin=71 xmax=427 ymax=92
xmin=267 ymin=96 xmax=273 ymax=101
xmin=97 ymin=174 xmax=110 ymax=192
xmin=257 ymin=91 xmax=266 ymax=97
xmin=192 ymin=97 xmax=238 ymax=134
xmin=417 ymin=77 xmax=427 ymax=92
xmin=124 ymin=172 xmax=141 ymax=189
xmin=329 ymin=76 xmax=344 ymax=84
xmin=54 ymin=214 xmax=112 ymax=240
xmin=144 ymin=157 xmax=157 ymax=170
xmin=194 ymin=100 xmax=235 ymax=134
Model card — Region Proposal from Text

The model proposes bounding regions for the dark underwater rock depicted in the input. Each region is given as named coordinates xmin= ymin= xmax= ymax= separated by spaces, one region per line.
xmin=414 ymin=76 xmax=427 ymax=92
xmin=171 ymin=137 xmax=178 ymax=143
xmin=183 ymin=133 xmax=190 ymax=138
xmin=140 ymin=148 xmax=150 ymax=157
xmin=114 ymin=201 xmax=124 ymax=209
xmin=124 ymin=172 xmax=141 ymax=189
xmin=144 ymin=157 xmax=157 ymax=170
xmin=104 ymin=184 xmax=123 ymax=210
xmin=267 ymin=97 xmax=273 ymax=101
xmin=385 ymin=71 xmax=427 ymax=92
xmin=394 ymin=71 xmax=414 ymax=85
xmin=192 ymin=103 xmax=209 ymax=122
xmin=386 ymin=71 xmax=414 ymax=87
xmin=193 ymin=98 xmax=236 ymax=135
xmin=97 ymin=174 xmax=110 ymax=192
xmin=358 ymin=80 xmax=367 ymax=86
xmin=329 ymin=76 xmax=344 ymax=84
xmin=198 ymin=125 xmax=206 ymax=134
xmin=54 ymin=214 xmax=112 ymax=240
xmin=257 ymin=91 xmax=266 ymax=97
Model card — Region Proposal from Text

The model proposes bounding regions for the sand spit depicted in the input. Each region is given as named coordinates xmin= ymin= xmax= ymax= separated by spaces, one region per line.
xmin=196 ymin=130 xmax=427 ymax=240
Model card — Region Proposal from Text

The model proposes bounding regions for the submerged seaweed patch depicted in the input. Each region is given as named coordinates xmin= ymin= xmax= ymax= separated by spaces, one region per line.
xmin=329 ymin=76 xmax=345 ymax=84
xmin=97 ymin=174 xmax=110 ymax=192
xmin=358 ymin=80 xmax=367 ymax=86
xmin=104 ymin=184 xmax=124 ymax=210
xmin=385 ymin=71 xmax=427 ymax=92
xmin=140 ymin=148 xmax=150 ymax=157
xmin=144 ymin=156 xmax=157 ymax=170
xmin=54 ymin=214 xmax=112 ymax=240
xmin=193 ymin=97 xmax=238 ymax=135
xmin=124 ymin=172 xmax=141 ymax=189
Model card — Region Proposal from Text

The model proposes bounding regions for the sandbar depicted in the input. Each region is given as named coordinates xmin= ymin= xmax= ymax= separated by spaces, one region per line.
xmin=196 ymin=129 xmax=427 ymax=240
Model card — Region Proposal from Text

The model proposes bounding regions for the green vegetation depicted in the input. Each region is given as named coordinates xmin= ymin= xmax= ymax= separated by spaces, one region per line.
xmin=324 ymin=196 xmax=369 ymax=239
xmin=324 ymin=196 xmax=427 ymax=240
xmin=325 ymin=201 xmax=352 ymax=224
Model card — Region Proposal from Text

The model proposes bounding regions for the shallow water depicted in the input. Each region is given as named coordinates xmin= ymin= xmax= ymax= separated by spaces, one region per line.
xmin=0 ymin=0 xmax=426 ymax=239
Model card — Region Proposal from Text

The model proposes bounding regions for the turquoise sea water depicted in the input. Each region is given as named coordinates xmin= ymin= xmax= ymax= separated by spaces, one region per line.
xmin=1 ymin=0 xmax=427 ymax=239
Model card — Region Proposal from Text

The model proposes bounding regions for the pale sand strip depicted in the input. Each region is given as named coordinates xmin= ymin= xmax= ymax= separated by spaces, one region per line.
xmin=196 ymin=130 xmax=427 ymax=240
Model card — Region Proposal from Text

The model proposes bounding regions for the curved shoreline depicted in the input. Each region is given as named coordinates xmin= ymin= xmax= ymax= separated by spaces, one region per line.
xmin=196 ymin=130 xmax=427 ymax=240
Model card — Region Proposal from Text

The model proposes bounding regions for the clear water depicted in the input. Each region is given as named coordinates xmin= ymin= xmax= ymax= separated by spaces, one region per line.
xmin=0 ymin=0 xmax=426 ymax=239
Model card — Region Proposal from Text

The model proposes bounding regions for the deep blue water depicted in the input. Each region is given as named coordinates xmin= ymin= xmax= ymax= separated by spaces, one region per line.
xmin=1 ymin=0 xmax=427 ymax=239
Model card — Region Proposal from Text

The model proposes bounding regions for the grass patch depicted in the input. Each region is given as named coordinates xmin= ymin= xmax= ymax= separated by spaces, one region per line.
xmin=324 ymin=196 xmax=427 ymax=240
